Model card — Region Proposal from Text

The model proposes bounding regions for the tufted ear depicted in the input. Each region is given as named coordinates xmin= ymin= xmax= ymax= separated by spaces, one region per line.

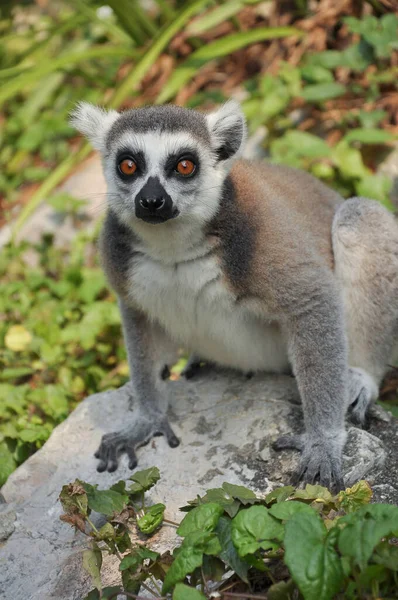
xmin=206 ymin=99 xmax=247 ymax=161
xmin=69 ymin=102 xmax=119 ymax=152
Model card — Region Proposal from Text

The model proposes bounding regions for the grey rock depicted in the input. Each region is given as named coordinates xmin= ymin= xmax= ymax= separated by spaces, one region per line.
xmin=0 ymin=370 xmax=396 ymax=600
xmin=0 ymin=507 xmax=16 ymax=541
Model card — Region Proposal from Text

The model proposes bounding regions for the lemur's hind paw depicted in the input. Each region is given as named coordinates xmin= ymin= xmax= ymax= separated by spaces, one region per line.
xmin=181 ymin=354 xmax=204 ymax=379
xmin=348 ymin=367 xmax=378 ymax=428
xmin=273 ymin=433 xmax=345 ymax=493
xmin=95 ymin=416 xmax=179 ymax=473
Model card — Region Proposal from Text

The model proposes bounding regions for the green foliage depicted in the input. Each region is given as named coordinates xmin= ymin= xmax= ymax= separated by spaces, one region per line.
xmin=0 ymin=234 xmax=128 ymax=485
xmin=83 ymin=482 xmax=129 ymax=516
xmin=58 ymin=470 xmax=398 ymax=599
xmin=128 ymin=466 xmax=161 ymax=495
xmin=137 ymin=502 xmax=165 ymax=534
xmin=285 ymin=513 xmax=344 ymax=600
xmin=177 ymin=503 xmax=224 ymax=536
xmin=242 ymin=55 xmax=396 ymax=206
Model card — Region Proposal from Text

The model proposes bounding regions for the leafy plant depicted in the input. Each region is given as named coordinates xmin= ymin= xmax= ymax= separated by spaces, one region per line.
xmin=59 ymin=471 xmax=398 ymax=599
xmin=0 ymin=233 xmax=128 ymax=485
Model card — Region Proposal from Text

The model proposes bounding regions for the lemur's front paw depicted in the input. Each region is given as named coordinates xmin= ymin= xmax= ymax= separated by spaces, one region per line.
xmin=95 ymin=415 xmax=179 ymax=473
xmin=273 ymin=433 xmax=345 ymax=493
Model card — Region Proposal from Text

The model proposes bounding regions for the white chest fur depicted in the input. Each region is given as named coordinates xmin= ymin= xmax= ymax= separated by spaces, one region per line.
xmin=128 ymin=252 xmax=289 ymax=373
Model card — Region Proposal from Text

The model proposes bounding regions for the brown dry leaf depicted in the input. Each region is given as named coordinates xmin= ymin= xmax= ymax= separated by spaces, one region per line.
xmin=111 ymin=507 xmax=135 ymax=526
xmin=60 ymin=513 xmax=86 ymax=533
xmin=69 ymin=482 xmax=86 ymax=496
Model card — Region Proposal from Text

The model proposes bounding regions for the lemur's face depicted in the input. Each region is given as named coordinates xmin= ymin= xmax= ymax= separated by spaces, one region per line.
xmin=71 ymin=102 xmax=246 ymax=229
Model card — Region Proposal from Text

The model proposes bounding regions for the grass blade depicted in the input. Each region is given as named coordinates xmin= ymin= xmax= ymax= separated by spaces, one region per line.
xmin=187 ymin=0 xmax=245 ymax=35
xmin=109 ymin=0 xmax=213 ymax=107
xmin=0 ymin=46 xmax=136 ymax=107
xmin=12 ymin=143 xmax=92 ymax=238
xmin=157 ymin=26 xmax=303 ymax=103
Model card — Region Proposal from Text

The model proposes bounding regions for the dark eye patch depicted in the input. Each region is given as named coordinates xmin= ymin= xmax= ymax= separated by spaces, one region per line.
xmin=115 ymin=149 xmax=146 ymax=180
xmin=164 ymin=148 xmax=200 ymax=179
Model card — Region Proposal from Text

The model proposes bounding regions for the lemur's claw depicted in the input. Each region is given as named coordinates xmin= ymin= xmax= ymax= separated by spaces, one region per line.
xmin=274 ymin=433 xmax=345 ymax=494
xmin=95 ymin=418 xmax=179 ymax=473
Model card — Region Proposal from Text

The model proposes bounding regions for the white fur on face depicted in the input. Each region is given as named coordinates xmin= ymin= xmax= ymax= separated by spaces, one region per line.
xmin=103 ymin=130 xmax=226 ymax=241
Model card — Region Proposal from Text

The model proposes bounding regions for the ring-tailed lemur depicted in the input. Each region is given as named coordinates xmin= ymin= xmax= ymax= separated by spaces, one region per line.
xmin=71 ymin=100 xmax=398 ymax=491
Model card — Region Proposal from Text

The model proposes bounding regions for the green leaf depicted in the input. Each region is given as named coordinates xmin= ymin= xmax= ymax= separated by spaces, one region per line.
xmin=128 ymin=466 xmax=160 ymax=495
xmin=82 ymin=548 xmax=102 ymax=591
xmin=271 ymin=131 xmax=331 ymax=167
xmin=231 ymin=505 xmax=284 ymax=557
xmin=0 ymin=46 xmax=135 ymax=107
xmin=202 ymin=555 xmax=226 ymax=582
xmin=337 ymin=480 xmax=372 ymax=513
xmin=121 ymin=568 xmax=142 ymax=594
xmin=59 ymin=480 xmax=88 ymax=516
xmin=357 ymin=109 xmax=387 ymax=129
xmin=163 ymin=530 xmax=221 ymax=593
xmin=137 ymin=503 xmax=165 ymax=534
xmin=301 ymin=64 xmax=334 ymax=83
xmin=265 ymin=486 xmax=295 ymax=504
xmin=0 ymin=442 xmax=17 ymax=486
xmin=292 ymin=484 xmax=333 ymax=503
xmin=355 ymin=175 xmax=393 ymax=208
xmin=373 ymin=541 xmax=398 ymax=571
xmin=267 ymin=579 xmax=297 ymax=600
xmin=119 ymin=547 xmax=159 ymax=572
xmin=173 ymin=583 xmax=207 ymax=600
xmin=187 ymin=0 xmax=244 ymax=35
xmin=177 ymin=503 xmax=224 ymax=537
xmin=158 ymin=26 xmax=302 ymax=103
xmin=200 ymin=487 xmax=240 ymax=518
xmin=97 ymin=523 xmax=115 ymax=540
xmin=83 ymin=483 xmax=128 ymax=516
xmin=216 ymin=516 xmax=249 ymax=582
xmin=111 ymin=0 xmax=213 ymax=107
xmin=284 ymin=513 xmax=344 ymax=600
xmin=269 ymin=501 xmax=314 ymax=520
xmin=338 ymin=504 xmax=398 ymax=570
xmin=332 ymin=141 xmax=370 ymax=179
xmin=83 ymin=587 xmax=124 ymax=600
xmin=222 ymin=482 xmax=257 ymax=505
xmin=344 ymin=14 xmax=398 ymax=59
xmin=344 ymin=129 xmax=396 ymax=144
xmin=301 ymin=82 xmax=346 ymax=102
xmin=162 ymin=546 xmax=203 ymax=593
xmin=305 ymin=50 xmax=344 ymax=69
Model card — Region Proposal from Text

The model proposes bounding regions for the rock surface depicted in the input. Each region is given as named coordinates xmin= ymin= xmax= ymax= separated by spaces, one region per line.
xmin=1 ymin=369 xmax=396 ymax=600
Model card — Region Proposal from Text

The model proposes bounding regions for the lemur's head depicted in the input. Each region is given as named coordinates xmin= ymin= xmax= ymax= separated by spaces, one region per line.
xmin=71 ymin=101 xmax=246 ymax=228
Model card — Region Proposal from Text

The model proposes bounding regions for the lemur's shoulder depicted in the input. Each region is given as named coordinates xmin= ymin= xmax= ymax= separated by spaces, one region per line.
xmin=230 ymin=159 xmax=342 ymax=265
xmin=230 ymin=159 xmax=342 ymax=220
xmin=207 ymin=160 xmax=342 ymax=303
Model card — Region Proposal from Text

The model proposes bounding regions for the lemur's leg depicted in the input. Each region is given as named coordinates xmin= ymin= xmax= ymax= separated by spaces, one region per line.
xmin=332 ymin=197 xmax=398 ymax=425
xmin=95 ymin=301 xmax=179 ymax=472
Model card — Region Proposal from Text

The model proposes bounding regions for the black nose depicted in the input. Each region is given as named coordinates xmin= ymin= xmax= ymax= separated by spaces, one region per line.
xmin=135 ymin=176 xmax=178 ymax=224
xmin=139 ymin=197 xmax=165 ymax=211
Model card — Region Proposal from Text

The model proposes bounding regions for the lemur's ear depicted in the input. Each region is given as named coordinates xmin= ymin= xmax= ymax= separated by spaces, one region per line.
xmin=70 ymin=102 xmax=119 ymax=152
xmin=206 ymin=100 xmax=247 ymax=161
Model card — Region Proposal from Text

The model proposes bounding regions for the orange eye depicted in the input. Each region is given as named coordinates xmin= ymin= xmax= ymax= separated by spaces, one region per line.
xmin=119 ymin=158 xmax=137 ymax=176
xmin=176 ymin=159 xmax=196 ymax=177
